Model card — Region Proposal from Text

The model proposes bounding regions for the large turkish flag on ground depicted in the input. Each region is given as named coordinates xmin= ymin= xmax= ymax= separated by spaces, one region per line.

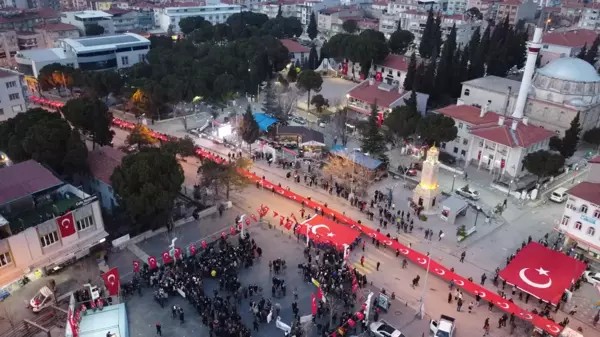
xmin=56 ymin=212 xmax=76 ymax=238
xmin=101 ymin=268 xmax=120 ymax=296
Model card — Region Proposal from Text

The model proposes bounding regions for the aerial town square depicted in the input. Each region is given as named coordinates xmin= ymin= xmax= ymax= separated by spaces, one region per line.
xmin=3 ymin=2 xmax=600 ymax=337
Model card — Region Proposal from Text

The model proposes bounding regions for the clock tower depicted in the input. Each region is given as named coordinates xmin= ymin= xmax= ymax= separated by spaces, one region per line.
xmin=413 ymin=145 xmax=441 ymax=211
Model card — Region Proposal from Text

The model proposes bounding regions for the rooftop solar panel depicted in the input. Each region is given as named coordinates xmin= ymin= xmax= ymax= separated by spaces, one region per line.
xmin=76 ymin=35 xmax=139 ymax=47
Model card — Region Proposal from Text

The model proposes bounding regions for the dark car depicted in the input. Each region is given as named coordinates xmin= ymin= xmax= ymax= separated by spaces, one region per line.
xmin=438 ymin=151 xmax=457 ymax=166
xmin=398 ymin=165 xmax=418 ymax=176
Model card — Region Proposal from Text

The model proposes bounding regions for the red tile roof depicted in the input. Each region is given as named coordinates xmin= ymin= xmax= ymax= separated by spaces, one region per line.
xmin=88 ymin=146 xmax=126 ymax=185
xmin=589 ymin=156 xmax=600 ymax=164
xmin=567 ymin=181 xmax=600 ymax=205
xmin=35 ymin=22 xmax=78 ymax=32
xmin=435 ymin=104 xmax=500 ymax=125
xmin=470 ymin=119 xmax=555 ymax=148
xmin=106 ymin=8 xmax=132 ymax=14
xmin=280 ymin=39 xmax=309 ymax=53
xmin=0 ymin=160 xmax=62 ymax=205
xmin=0 ymin=8 xmax=58 ymax=23
xmin=542 ymin=29 xmax=598 ymax=48
xmin=348 ymin=80 xmax=403 ymax=108
xmin=379 ymin=54 xmax=409 ymax=72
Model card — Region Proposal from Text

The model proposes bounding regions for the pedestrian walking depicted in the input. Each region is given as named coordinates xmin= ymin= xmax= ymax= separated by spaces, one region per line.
xmin=439 ymin=230 xmax=444 ymax=241
xmin=172 ymin=305 xmax=177 ymax=318
xmin=480 ymin=273 xmax=487 ymax=286
xmin=569 ymin=305 xmax=578 ymax=316
xmin=156 ymin=323 xmax=162 ymax=336
xmin=360 ymin=256 xmax=365 ymax=267
xmin=475 ymin=293 xmax=481 ymax=306
xmin=448 ymin=292 xmax=453 ymax=304
xmin=457 ymin=298 xmax=463 ymax=312
xmin=468 ymin=302 xmax=474 ymax=313
xmin=376 ymin=261 xmax=381 ymax=271
xmin=460 ymin=251 xmax=466 ymax=263
xmin=488 ymin=301 xmax=494 ymax=311
xmin=449 ymin=279 xmax=455 ymax=291
xmin=483 ymin=318 xmax=490 ymax=337
xmin=253 ymin=319 xmax=259 ymax=332
xmin=179 ymin=308 xmax=185 ymax=324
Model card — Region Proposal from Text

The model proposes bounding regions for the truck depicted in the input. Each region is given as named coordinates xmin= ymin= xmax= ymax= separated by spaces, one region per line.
xmin=430 ymin=315 xmax=456 ymax=337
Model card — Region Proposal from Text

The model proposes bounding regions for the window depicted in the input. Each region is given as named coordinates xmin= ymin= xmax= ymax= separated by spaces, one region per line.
xmin=121 ymin=56 xmax=129 ymax=65
xmin=8 ymin=93 xmax=19 ymax=100
xmin=5 ymin=81 xmax=16 ymax=88
xmin=561 ymin=215 xmax=570 ymax=226
xmin=460 ymin=149 xmax=466 ymax=156
xmin=77 ymin=216 xmax=94 ymax=231
xmin=594 ymin=209 xmax=600 ymax=219
xmin=587 ymin=227 xmax=596 ymax=236
xmin=0 ymin=108 xmax=3 ymax=115
xmin=464 ymin=89 xmax=470 ymax=96
xmin=575 ymin=221 xmax=583 ymax=230
xmin=453 ymin=147 xmax=458 ymax=153
xmin=0 ymin=252 xmax=11 ymax=267
xmin=458 ymin=123 xmax=463 ymax=129
xmin=580 ymin=204 xmax=589 ymax=214
xmin=463 ymin=139 xmax=468 ymax=146
xmin=40 ymin=231 xmax=59 ymax=247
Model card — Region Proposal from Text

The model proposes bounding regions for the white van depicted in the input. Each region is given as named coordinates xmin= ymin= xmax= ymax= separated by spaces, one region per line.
xmin=550 ymin=187 xmax=568 ymax=203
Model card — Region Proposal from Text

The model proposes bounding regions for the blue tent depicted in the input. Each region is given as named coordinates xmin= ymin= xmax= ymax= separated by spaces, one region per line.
xmin=330 ymin=148 xmax=383 ymax=170
xmin=253 ymin=113 xmax=278 ymax=131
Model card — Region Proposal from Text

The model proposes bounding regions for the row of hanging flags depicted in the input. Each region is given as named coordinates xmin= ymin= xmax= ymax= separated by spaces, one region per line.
xmin=129 ymin=204 xmax=307 ymax=273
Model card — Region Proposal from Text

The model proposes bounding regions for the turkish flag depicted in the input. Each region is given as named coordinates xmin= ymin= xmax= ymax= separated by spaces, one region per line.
xmin=285 ymin=219 xmax=294 ymax=230
xmin=245 ymin=218 xmax=251 ymax=226
xmin=273 ymin=210 xmax=279 ymax=218
xmin=189 ymin=243 xmax=197 ymax=256
xmin=56 ymin=212 xmax=76 ymax=238
xmin=174 ymin=247 xmax=181 ymax=260
xmin=133 ymin=260 xmax=140 ymax=273
xmin=280 ymin=216 xmax=285 ymax=226
xmin=148 ymin=256 xmax=158 ymax=270
xmin=162 ymin=250 xmax=173 ymax=264
xmin=317 ymin=287 xmax=323 ymax=300
xmin=251 ymin=214 xmax=258 ymax=222
xmin=311 ymin=293 xmax=317 ymax=315
xmin=101 ymin=268 xmax=120 ymax=296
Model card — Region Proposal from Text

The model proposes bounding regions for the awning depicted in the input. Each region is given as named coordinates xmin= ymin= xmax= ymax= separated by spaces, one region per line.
xmin=331 ymin=148 xmax=383 ymax=170
xmin=253 ymin=113 xmax=278 ymax=131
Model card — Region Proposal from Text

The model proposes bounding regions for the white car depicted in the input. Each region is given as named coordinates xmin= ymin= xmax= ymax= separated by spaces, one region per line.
xmin=584 ymin=271 xmax=600 ymax=286
xmin=369 ymin=320 xmax=404 ymax=337
xmin=456 ymin=186 xmax=480 ymax=200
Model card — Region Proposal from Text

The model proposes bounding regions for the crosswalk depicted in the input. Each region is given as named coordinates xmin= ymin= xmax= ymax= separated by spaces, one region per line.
xmin=348 ymin=246 xmax=401 ymax=275
xmin=348 ymin=256 xmax=379 ymax=275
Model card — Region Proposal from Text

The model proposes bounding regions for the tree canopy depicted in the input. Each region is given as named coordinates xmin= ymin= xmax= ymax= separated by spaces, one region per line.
xmin=307 ymin=12 xmax=318 ymax=40
xmin=321 ymin=31 xmax=389 ymax=77
xmin=416 ymin=113 xmax=457 ymax=145
xmin=111 ymin=148 xmax=184 ymax=231
xmin=198 ymin=157 xmax=252 ymax=199
xmin=126 ymin=124 xmax=156 ymax=149
xmin=342 ymin=20 xmax=359 ymax=34
xmin=161 ymin=136 xmax=196 ymax=158
xmin=389 ymin=29 xmax=414 ymax=55
xmin=384 ymin=95 xmax=421 ymax=142
xmin=62 ymin=97 xmax=114 ymax=149
xmin=583 ymin=127 xmax=600 ymax=146
xmin=523 ymin=150 xmax=565 ymax=180
xmin=0 ymin=108 xmax=88 ymax=175
xmin=361 ymin=103 xmax=388 ymax=163
xmin=240 ymin=105 xmax=260 ymax=150
xmin=560 ymin=112 xmax=581 ymax=159
xmin=296 ymin=70 xmax=323 ymax=113
xmin=85 ymin=24 xmax=104 ymax=36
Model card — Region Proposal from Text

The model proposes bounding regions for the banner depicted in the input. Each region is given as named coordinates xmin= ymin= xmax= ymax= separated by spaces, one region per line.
xmin=189 ymin=243 xmax=197 ymax=256
xmin=311 ymin=293 xmax=317 ymax=315
xmin=148 ymin=256 xmax=158 ymax=270
xmin=101 ymin=268 xmax=120 ymax=296
xmin=133 ymin=260 xmax=140 ymax=273
xmin=56 ymin=212 xmax=76 ymax=238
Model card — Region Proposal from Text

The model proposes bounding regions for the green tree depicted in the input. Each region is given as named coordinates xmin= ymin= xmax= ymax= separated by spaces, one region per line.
xmin=240 ymin=105 xmax=260 ymax=151
xmin=560 ymin=112 xmax=581 ymax=159
xmin=277 ymin=4 xmax=283 ymax=18
xmin=287 ymin=64 xmax=298 ymax=82
xmin=213 ymin=23 xmax=232 ymax=42
xmin=416 ymin=113 xmax=457 ymax=144
xmin=111 ymin=148 xmax=184 ymax=231
xmin=126 ymin=124 xmax=156 ymax=149
xmin=198 ymin=157 xmax=252 ymax=199
xmin=523 ymin=150 xmax=565 ymax=181
xmin=549 ymin=136 xmax=563 ymax=152
xmin=213 ymin=73 xmax=237 ymax=102
xmin=361 ymin=103 xmax=388 ymax=163
xmin=388 ymin=29 xmax=414 ymax=55
xmin=85 ymin=24 xmax=104 ymax=36
xmin=179 ymin=16 xmax=208 ymax=35
xmin=308 ymin=45 xmax=319 ymax=70
xmin=354 ymin=30 xmax=389 ymax=78
xmin=486 ymin=16 xmax=509 ymax=77
xmin=451 ymin=46 xmax=469 ymax=98
xmin=404 ymin=53 xmax=417 ymax=90
xmin=467 ymin=26 xmax=481 ymax=62
xmin=38 ymin=63 xmax=76 ymax=95
xmin=342 ymin=20 xmax=359 ymax=34
xmin=62 ymin=97 xmax=114 ymax=149
xmin=419 ymin=7 xmax=436 ymax=58
xmin=162 ymin=136 xmax=196 ymax=158
xmin=434 ymin=24 xmax=457 ymax=99
xmin=469 ymin=26 xmax=490 ymax=79
xmin=310 ymin=94 xmax=329 ymax=113
xmin=577 ymin=43 xmax=588 ymax=59
xmin=585 ymin=35 xmax=600 ymax=65
xmin=307 ymin=12 xmax=318 ymax=40
xmin=296 ymin=69 xmax=323 ymax=113
xmin=413 ymin=62 xmax=426 ymax=92
xmin=63 ymin=129 xmax=89 ymax=176
xmin=384 ymin=102 xmax=421 ymax=142
xmin=583 ymin=127 xmax=600 ymax=146
xmin=263 ymin=79 xmax=283 ymax=119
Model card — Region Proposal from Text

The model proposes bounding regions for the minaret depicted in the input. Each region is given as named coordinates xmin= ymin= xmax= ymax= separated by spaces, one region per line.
xmin=412 ymin=145 xmax=441 ymax=211
xmin=512 ymin=26 xmax=543 ymax=119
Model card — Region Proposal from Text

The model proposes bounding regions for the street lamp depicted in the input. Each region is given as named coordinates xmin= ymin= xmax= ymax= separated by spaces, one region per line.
xmin=451 ymin=174 xmax=457 ymax=192
xmin=505 ymin=179 xmax=514 ymax=205
xmin=474 ymin=206 xmax=481 ymax=228
xmin=419 ymin=249 xmax=431 ymax=319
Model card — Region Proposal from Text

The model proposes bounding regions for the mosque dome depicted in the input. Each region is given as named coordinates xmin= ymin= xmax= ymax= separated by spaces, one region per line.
xmin=537 ymin=57 xmax=600 ymax=83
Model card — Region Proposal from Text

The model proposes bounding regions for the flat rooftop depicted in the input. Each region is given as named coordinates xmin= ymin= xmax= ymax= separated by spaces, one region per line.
xmin=15 ymin=48 xmax=74 ymax=62
xmin=461 ymin=75 xmax=521 ymax=95
xmin=61 ymin=33 xmax=150 ymax=52
xmin=78 ymin=303 xmax=128 ymax=337
xmin=67 ymin=10 xmax=112 ymax=19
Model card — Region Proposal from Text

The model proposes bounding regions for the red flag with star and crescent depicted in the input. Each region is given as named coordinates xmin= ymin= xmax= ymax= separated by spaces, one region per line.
xmin=133 ymin=260 xmax=140 ymax=273
xmin=296 ymin=215 xmax=360 ymax=248
xmin=101 ymin=267 xmax=120 ymax=296
xmin=174 ymin=247 xmax=181 ymax=259
xmin=162 ymin=251 xmax=173 ymax=264
xmin=148 ymin=256 xmax=158 ymax=270
xmin=56 ymin=212 xmax=76 ymax=238
xmin=273 ymin=210 xmax=279 ymax=218
xmin=311 ymin=293 xmax=317 ymax=315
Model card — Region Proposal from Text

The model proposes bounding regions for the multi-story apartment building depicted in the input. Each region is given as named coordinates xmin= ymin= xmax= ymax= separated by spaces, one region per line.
xmin=0 ymin=8 xmax=60 ymax=31
xmin=0 ymin=31 xmax=19 ymax=68
xmin=493 ymin=0 xmax=536 ymax=24
xmin=578 ymin=4 xmax=600 ymax=30
xmin=252 ymin=0 xmax=297 ymax=18
xmin=559 ymin=157 xmax=600 ymax=259
xmin=0 ymin=69 xmax=27 ymax=122
xmin=155 ymin=1 xmax=241 ymax=33
xmin=15 ymin=32 xmax=150 ymax=77
xmin=60 ymin=10 xmax=116 ymax=36
xmin=0 ymin=160 xmax=108 ymax=289
xmin=107 ymin=8 xmax=138 ymax=33
xmin=539 ymin=29 xmax=598 ymax=66
xmin=397 ymin=10 xmax=484 ymax=47
xmin=317 ymin=5 xmax=364 ymax=34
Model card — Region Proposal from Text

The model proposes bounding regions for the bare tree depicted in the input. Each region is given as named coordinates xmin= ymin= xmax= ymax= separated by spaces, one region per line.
xmin=322 ymin=156 xmax=370 ymax=194
xmin=330 ymin=108 xmax=351 ymax=146
xmin=276 ymin=87 xmax=299 ymax=124
xmin=324 ymin=294 xmax=343 ymax=327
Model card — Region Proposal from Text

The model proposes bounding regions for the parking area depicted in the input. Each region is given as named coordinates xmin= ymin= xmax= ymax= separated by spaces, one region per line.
xmin=298 ymin=77 xmax=358 ymax=109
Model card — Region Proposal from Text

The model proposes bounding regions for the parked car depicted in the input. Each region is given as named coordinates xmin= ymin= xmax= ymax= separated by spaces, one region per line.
xmin=549 ymin=187 xmax=568 ymax=203
xmin=292 ymin=116 xmax=307 ymax=125
xmin=369 ymin=320 xmax=404 ymax=337
xmin=456 ymin=185 xmax=480 ymax=200
xmin=584 ymin=271 xmax=600 ymax=286
xmin=438 ymin=151 xmax=457 ymax=165
xmin=398 ymin=165 xmax=417 ymax=176
xmin=411 ymin=162 xmax=423 ymax=171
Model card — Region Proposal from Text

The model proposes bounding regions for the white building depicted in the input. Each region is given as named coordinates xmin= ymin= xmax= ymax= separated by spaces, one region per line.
xmin=15 ymin=33 xmax=150 ymax=77
xmin=372 ymin=54 xmax=409 ymax=87
xmin=559 ymin=157 xmax=600 ymax=258
xmin=540 ymin=29 xmax=598 ymax=66
xmin=578 ymin=5 xmax=600 ymax=31
xmin=60 ymin=10 xmax=116 ymax=36
xmin=106 ymin=8 xmax=140 ymax=33
xmin=0 ymin=69 xmax=27 ymax=122
xmin=0 ymin=160 xmax=108 ymax=288
xmin=457 ymin=58 xmax=600 ymax=136
xmin=435 ymin=103 xmax=555 ymax=177
xmin=155 ymin=2 xmax=241 ymax=34
xmin=346 ymin=78 xmax=405 ymax=115
xmin=280 ymin=38 xmax=310 ymax=65
xmin=396 ymin=10 xmax=484 ymax=47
